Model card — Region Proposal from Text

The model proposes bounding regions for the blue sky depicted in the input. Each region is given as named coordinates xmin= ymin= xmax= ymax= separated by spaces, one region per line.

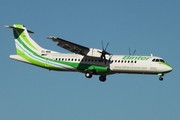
xmin=1 ymin=0 xmax=180 ymax=119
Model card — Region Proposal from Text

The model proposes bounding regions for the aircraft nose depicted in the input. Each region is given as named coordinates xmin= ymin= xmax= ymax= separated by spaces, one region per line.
xmin=169 ymin=66 xmax=173 ymax=71
xmin=166 ymin=66 xmax=173 ymax=72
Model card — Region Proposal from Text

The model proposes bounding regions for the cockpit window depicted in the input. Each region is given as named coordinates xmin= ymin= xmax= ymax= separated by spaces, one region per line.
xmin=152 ymin=59 xmax=165 ymax=62
xmin=156 ymin=59 xmax=159 ymax=62
xmin=160 ymin=59 xmax=165 ymax=62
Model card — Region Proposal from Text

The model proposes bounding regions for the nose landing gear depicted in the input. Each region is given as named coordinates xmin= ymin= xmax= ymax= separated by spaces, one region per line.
xmin=85 ymin=72 xmax=92 ymax=78
xmin=158 ymin=73 xmax=164 ymax=81
xmin=159 ymin=76 xmax=163 ymax=81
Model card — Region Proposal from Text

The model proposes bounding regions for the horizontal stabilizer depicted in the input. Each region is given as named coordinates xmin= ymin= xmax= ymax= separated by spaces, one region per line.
xmin=4 ymin=25 xmax=34 ymax=34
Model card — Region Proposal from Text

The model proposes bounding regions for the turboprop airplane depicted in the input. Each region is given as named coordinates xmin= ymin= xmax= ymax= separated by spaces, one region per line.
xmin=5 ymin=24 xmax=172 ymax=82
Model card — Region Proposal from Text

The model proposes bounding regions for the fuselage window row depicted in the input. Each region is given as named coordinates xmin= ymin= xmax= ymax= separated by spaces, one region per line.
xmin=54 ymin=58 xmax=137 ymax=63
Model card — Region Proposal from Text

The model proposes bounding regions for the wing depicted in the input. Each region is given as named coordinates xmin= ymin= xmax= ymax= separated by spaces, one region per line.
xmin=47 ymin=36 xmax=90 ymax=55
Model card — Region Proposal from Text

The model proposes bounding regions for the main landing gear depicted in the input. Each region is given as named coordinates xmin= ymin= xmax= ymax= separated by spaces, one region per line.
xmin=85 ymin=72 xmax=107 ymax=82
xmin=99 ymin=75 xmax=106 ymax=82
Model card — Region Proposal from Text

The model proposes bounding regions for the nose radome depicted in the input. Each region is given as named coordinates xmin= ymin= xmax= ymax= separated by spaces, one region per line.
xmin=166 ymin=66 xmax=173 ymax=72
xmin=169 ymin=66 xmax=173 ymax=71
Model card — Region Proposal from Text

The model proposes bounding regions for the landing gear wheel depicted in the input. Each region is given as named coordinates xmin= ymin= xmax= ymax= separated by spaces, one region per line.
xmin=159 ymin=76 xmax=163 ymax=81
xmin=99 ymin=75 xmax=106 ymax=82
xmin=85 ymin=72 xmax=92 ymax=78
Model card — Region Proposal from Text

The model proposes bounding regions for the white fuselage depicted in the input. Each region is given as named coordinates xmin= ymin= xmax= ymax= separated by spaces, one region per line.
xmin=41 ymin=53 xmax=171 ymax=75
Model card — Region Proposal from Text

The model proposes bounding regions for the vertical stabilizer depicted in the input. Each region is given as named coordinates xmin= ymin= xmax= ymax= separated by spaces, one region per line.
xmin=5 ymin=24 xmax=44 ymax=55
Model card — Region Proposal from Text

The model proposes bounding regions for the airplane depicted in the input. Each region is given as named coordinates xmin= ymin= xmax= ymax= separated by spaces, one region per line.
xmin=5 ymin=24 xmax=173 ymax=82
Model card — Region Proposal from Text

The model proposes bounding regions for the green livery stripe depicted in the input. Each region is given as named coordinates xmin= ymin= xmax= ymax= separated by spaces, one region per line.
xmin=15 ymin=33 xmax=84 ymax=70
xmin=20 ymin=30 xmax=37 ymax=50
xmin=159 ymin=62 xmax=172 ymax=68
xmin=16 ymin=36 xmax=38 ymax=55
xmin=16 ymin=46 xmax=23 ymax=55
xmin=21 ymin=54 xmax=59 ymax=69
xmin=17 ymin=48 xmax=66 ymax=70
xmin=16 ymin=41 xmax=77 ymax=71
xmin=15 ymin=24 xmax=23 ymax=29
xmin=14 ymin=24 xmax=37 ymax=50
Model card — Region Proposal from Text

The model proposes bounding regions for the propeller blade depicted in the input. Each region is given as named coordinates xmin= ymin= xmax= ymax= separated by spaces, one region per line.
xmin=132 ymin=50 xmax=136 ymax=55
xmin=102 ymin=40 xmax=104 ymax=50
xmin=105 ymin=42 xmax=109 ymax=51
xmin=129 ymin=47 xmax=131 ymax=55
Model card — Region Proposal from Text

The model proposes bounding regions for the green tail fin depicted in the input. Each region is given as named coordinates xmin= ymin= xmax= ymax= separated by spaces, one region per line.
xmin=5 ymin=24 xmax=43 ymax=55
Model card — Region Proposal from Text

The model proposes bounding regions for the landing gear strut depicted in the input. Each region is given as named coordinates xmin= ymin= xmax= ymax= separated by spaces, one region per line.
xmin=99 ymin=75 xmax=106 ymax=82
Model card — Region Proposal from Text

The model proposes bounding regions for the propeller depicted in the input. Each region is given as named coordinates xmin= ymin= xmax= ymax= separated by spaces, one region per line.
xmin=129 ymin=47 xmax=136 ymax=55
xmin=98 ymin=41 xmax=111 ymax=64
xmin=132 ymin=50 xmax=136 ymax=55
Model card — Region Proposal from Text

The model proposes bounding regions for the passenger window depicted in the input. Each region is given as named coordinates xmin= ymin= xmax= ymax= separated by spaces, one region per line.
xmin=68 ymin=58 xmax=70 ymax=61
xmin=115 ymin=60 xmax=117 ymax=63
xmin=152 ymin=59 xmax=155 ymax=62
xmin=121 ymin=60 xmax=123 ymax=63
xmin=118 ymin=60 xmax=120 ymax=63
xmin=75 ymin=59 xmax=77 ymax=61
xmin=135 ymin=61 xmax=137 ymax=63
xmin=62 ymin=58 xmax=64 ymax=61
xmin=131 ymin=61 xmax=133 ymax=63
xmin=128 ymin=61 xmax=130 ymax=63
xmin=71 ymin=59 xmax=73 ymax=61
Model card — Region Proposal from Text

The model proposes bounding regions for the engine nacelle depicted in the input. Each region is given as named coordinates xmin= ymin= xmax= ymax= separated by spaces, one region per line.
xmin=85 ymin=48 xmax=101 ymax=57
